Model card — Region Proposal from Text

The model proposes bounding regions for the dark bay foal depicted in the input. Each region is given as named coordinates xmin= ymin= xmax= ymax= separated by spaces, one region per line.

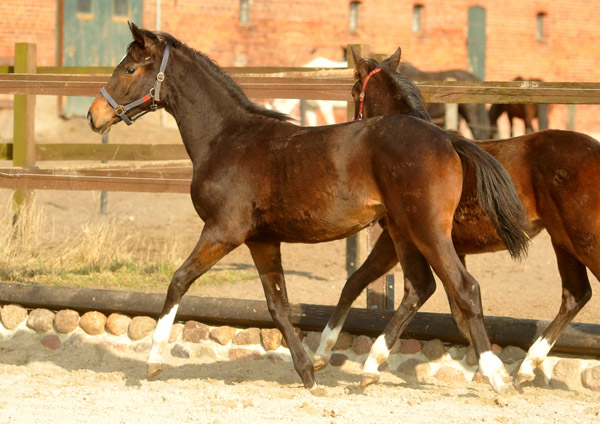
xmin=315 ymin=47 xmax=600 ymax=388
xmin=87 ymin=24 xmax=529 ymax=393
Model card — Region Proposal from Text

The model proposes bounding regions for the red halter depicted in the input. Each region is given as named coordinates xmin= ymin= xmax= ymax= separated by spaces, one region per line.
xmin=354 ymin=68 xmax=382 ymax=121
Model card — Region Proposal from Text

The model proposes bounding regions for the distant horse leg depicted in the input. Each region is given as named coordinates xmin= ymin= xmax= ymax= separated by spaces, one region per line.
xmin=487 ymin=104 xmax=504 ymax=138
xmin=524 ymin=105 xmax=536 ymax=133
xmin=361 ymin=235 xmax=436 ymax=387
xmin=247 ymin=241 xmax=316 ymax=389
xmin=516 ymin=242 xmax=592 ymax=386
xmin=459 ymin=104 xmax=485 ymax=140
xmin=508 ymin=115 xmax=515 ymax=137
xmin=314 ymin=230 xmax=398 ymax=370
xmin=147 ymin=229 xmax=239 ymax=377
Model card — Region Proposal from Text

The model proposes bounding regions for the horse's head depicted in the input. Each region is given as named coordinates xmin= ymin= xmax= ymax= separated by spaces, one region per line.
xmin=351 ymin=47 xmax=431 ymax=122
xmin=87 ymin=22 xmax=171 ymax=134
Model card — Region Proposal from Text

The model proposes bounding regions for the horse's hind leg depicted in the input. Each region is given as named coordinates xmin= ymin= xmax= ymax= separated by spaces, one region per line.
xmin=429 ymin=242 xmax=514 ymax=392
xmin=361 ymin=236 xmax=436 ymax=387
xmin=516 ymin=242 xmax=592 ymax=386
xmin=147 ymin=228 xmax=239 ymax=377
xmin=371 ymin=219 xmax=512 ymax=392
xmin=314 ymin=230 xmax=398 ymax=370
xmin=246 ymin=241 xmax=317 ymax=390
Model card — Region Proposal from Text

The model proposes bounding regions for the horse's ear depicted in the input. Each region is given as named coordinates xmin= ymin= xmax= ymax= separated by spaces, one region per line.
xmin=350 ymin=47 xmax=370 ymax=79
xmin=128 ymin=21 xmax=160 ymax=55
xmin=129 ymin=22 xmax=146 ymax=47
xmin=387 ymin=47 xmax=402 ymax=73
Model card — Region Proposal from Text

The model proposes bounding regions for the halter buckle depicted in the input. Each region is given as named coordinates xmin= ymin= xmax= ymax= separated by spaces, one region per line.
xmin=156 ymin=72 xmax=165 ymax=83
xmin=115 ymin=105 xmax=126 ymax=116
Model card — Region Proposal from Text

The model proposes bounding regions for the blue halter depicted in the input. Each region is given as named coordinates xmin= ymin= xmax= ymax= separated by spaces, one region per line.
xmin=100 ymin=43 xmax=171 ymax=125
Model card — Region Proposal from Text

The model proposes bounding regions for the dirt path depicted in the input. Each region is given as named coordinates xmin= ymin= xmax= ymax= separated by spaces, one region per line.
xmin=1 ymin=332 xmax=599 ymax=424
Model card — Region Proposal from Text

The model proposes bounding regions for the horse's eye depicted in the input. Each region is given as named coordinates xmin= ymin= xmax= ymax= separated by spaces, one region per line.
xmin=125 ymin=67 xmax=136 ymax=75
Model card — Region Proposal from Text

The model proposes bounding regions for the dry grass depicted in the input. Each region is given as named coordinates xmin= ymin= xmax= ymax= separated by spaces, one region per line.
xmin=0 ymin=198 xmax=254 ymax=292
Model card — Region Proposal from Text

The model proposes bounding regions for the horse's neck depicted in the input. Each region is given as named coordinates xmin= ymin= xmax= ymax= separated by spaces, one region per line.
xmin=164 ymin=53 xmax=250 ymax=162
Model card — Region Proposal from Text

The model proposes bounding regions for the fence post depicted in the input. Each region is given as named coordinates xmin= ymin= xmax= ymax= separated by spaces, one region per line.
xmin=444 ymin=78 xmax=458 ymax=131
xmin=566 ymin=104 xmax=577 ymax=131
xmin=12 ymin=43 xmax=37 ymax=218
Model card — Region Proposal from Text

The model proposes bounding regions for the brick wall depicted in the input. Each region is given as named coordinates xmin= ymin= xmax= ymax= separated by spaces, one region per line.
xmin=0 ymin=1 xmax=56 ymax=66
xmin=1 ymin=0 xmax=599 ymax=133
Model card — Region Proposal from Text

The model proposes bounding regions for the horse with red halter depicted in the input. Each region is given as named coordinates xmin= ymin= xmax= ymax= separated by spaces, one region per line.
xmin=87 ymin=24 xmax=529 ymax=394
xmin=314 ymin=47 xmax=600 ymax=388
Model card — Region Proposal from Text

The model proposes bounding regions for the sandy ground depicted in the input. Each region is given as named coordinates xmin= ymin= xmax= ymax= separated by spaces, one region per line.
xmin=0 ymin=330 xmax=599 ymax=424
xmin=0 ymin=98 xmax=600 ymax=422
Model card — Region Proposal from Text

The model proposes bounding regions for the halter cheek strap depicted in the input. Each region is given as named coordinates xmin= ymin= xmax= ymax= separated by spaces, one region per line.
xmin=354 ymin=68 xmax=382 ymax=121
xmin=100 ymin=43 xmax=171 ymax=126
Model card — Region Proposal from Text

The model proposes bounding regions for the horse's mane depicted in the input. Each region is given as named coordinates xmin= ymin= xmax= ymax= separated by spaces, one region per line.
xmin=129 ymin=30 xmax=292 ymax=122
xmin=380 ymin=59 xmax=432 ymax=123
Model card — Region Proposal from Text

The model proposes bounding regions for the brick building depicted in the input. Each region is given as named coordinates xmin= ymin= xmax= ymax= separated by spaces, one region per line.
xmin=1 ymin=0 xmax=599 ymax=133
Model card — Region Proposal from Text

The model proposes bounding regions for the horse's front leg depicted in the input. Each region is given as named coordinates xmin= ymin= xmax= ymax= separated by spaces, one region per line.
xmin=147 ymin=227 xmax=240 ymax=378
xmin=246 ymin=241 xmax=317 ymax=391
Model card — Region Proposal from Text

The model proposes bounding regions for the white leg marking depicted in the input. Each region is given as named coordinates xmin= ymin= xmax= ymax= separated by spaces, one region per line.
xmin=362 ymin=335 xmax=390 ymax=376
xmin=478 ymin=351 xmax=511 ymax=393
xmin=148 ymin=304 xmax=179 ymax=364
xmin=315 ymin=322 xmax=344 ymax=358
xmin=518 ymin=337 xmax=552 ymax=379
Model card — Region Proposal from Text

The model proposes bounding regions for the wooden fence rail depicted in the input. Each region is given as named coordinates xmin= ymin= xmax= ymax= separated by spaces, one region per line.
xmin=3 ymin=72 xmax=600 ymax=103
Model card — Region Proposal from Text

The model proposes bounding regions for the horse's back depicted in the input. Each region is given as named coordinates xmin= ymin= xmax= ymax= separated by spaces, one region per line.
xmin=243 ymin=115 xmax=463 ymax=243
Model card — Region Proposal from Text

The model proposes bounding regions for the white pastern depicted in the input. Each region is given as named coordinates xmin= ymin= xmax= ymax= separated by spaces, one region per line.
xmin=362 ymin=335 xmax=390 ymax=376
xmin=148 ymin=304 xmax=180 ymax=364
xmin=479 ymin=351 xmax=512 ymax=392
xmin=315 ymin=322 xmax=343 ymax=358
xmin=518 ymin=337 xmax=552 ymax=378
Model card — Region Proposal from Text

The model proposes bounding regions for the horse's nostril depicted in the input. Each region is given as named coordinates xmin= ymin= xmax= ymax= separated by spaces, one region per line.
xmin=86 ymin=111 xmax=93 ymax=127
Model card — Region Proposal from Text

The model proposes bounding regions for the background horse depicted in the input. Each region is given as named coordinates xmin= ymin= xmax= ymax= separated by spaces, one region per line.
xmin=399 ymin=61 xmax=489 ymax=139
xmin=87 ymin=24 xmax=529 ymax=394
xmin=488 ymin=77 xmax=550 ymax=138
xmin=315 ymin=47 xmax=600 ymax=388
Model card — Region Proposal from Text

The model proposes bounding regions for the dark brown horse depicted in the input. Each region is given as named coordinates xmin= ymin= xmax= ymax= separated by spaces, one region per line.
xmin=399 ymin=61 xmax=489 ymax=139
xmin=314 ymin=47 xmax=600 ymax=388
xmin=87 ymin=24 xmax=529 ymax=394
xmin=488 ymin=77 xmax=550 ymax=137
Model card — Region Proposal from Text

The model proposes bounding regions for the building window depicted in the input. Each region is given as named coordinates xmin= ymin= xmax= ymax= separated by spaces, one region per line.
xmin=536 ymin=12 xmax=546 ymax=40
xmin=113 ymin=0 xmax=129 ymax=17
xmin=77 ymin=0 xmax=92 ymax=14
xmin=349 ymin=1 xmax=361 ymax=32
xmin=412 ymin=4 xmax=423 ymax=33
xmin=240 ymin=0 xmax=251 ymax=25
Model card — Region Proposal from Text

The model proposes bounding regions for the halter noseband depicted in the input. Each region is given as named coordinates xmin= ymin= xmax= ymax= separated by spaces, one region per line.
xmin=354 ymin=68 xmax=382 ymax=121
xmin=100 ymin=43 xmax=172 ymax=126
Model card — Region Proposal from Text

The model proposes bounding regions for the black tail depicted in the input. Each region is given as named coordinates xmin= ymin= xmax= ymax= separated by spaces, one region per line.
xmin=451 ymin=137 xmax=530 ymax=260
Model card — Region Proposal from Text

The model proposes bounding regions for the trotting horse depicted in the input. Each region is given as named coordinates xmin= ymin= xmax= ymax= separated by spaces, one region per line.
xmin=314 ymin=47 xmax=600 ymax=388
xmin=399 ymin=61 xmax=489 ymax=139
xmin=87 ymin=24 xmax=530 ymax=394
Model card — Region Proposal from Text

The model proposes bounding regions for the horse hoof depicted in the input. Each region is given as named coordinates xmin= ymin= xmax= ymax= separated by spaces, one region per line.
xmin=147 ymin=362 xmax=164 ymax=378
xmin=309 ymin=385 xmax=328 ymax=397
xmin=498 ymin=382 xmax=518 ymax=396
xmin=360 ymin=373 xmax=380 ymax=388
xmin=313 ymin=355 xmax=329 ymax=371
xmin=514 ymin=372 xmax=535 ymax=388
